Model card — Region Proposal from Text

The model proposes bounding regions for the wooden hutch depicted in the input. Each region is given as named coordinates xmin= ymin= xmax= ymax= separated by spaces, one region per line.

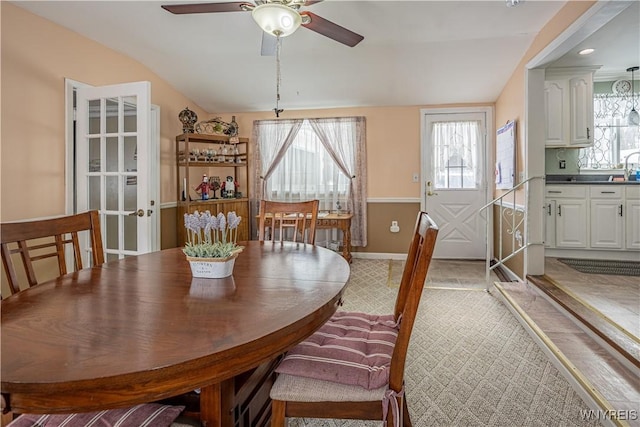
xmin=175 ymin=133 xmax=250 ymax=246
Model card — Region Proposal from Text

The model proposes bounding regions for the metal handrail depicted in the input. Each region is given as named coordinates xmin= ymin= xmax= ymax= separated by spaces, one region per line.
xmin=481 ymin=176 xmax=545 ymax=289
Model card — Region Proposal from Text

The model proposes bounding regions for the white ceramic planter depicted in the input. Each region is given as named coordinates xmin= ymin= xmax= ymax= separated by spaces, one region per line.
xmin=186 ymin=250 xmax=242 ymax=279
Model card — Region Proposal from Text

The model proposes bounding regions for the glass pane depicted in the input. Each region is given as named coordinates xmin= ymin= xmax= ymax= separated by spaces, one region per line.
xmin=105 ymin=215 xmax=119 ymax=251
xmin=107 ymin=253 xmax=120 ymax=262
xmin=106 ymin=98 xmax=119 ymax=133
xmin=123 ymin=96 xmax=137 ymax=133
xmin=89 ymin=176 xmax=100 ymax=210
xmin=88 ymin=99 xmax=101 ymax=134
xmin=106 ymin=176 xmax=119 ymax=211
xmin=124 ymin=216 xmax=138 ymax=251
xmin=89 ymin=138 xmax=101 ymax=172
xmin=124 ymin=175 xmax=137 ymax=211
xmin=106 ymin=137 xmax=119 ymax=172
xmin=432 ymin=121 xmax=480 ymax=190
xmin=124 ymin=136 xmax=137 ymax=172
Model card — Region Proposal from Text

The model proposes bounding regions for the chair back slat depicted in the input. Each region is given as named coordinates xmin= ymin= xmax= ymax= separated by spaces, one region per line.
xmin=258 ymin=200 xmax=320 ymax=244
xmin=1 ymin=211 xmax=104 ymax=298
xmin=389 ymin=212 xmax=438 ymax=391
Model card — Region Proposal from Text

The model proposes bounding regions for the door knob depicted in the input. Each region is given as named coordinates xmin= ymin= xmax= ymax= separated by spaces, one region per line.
xmin=427 ymin=181 xmax=439 ymax=197
xmin=128 ymin=209 xmax=145 ymax=217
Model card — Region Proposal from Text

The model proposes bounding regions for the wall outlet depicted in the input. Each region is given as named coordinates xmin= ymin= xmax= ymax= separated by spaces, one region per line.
xmin=390 ymin=221 xmax=400 ymax=233
xmin=559 ymin=160 xmax=566 ymax=169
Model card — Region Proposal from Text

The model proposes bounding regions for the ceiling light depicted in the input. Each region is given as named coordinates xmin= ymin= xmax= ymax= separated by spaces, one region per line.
xmin=628 ymin=66 xmax=639 ymax=126
xmin=578 ymin=48 xmax=595 ymax=55
xmin=252 ymin=3 xmax=302 ymax=38
xmin=505 ymin=0 xmax=523 ymax=7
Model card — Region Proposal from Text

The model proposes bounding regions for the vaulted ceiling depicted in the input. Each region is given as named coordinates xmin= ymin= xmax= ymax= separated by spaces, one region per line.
xmin=10 ymin=1 xmax=638 ymax=113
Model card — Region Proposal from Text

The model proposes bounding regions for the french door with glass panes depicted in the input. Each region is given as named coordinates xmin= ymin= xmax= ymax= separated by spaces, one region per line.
xmin=75 ymin=81 xmax=154 ymax=263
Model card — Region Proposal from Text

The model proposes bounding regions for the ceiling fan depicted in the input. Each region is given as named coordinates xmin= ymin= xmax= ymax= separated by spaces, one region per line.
xmin=161 ymin=0 xmax=364 ymax=51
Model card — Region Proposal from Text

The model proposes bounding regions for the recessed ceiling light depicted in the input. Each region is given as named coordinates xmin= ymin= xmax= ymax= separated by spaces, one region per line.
xmin=579 ymin=48 xmax=595 ymax=55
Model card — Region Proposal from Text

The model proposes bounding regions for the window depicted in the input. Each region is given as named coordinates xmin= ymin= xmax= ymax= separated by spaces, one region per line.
xmin=252 ymin=117 xmax=367 ymax=247
xmin=267 ymin=121 xmax=350 ymax=203
xmin=432 ymin=120 xmax=482 ymax=189
xmin=579 ymin=92 xmax=640 ymax=169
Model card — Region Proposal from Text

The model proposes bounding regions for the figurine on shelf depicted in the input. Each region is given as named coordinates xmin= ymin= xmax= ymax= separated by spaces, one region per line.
xmin=221 ymin=176 xmax=238 ymax=198
xmin=211 ymin=178 xmax=221 ymax=199
xmin=195 ymin=174 xmax=212 ymax=200
xmin=178 ymin=107 xmax=198 ymax=134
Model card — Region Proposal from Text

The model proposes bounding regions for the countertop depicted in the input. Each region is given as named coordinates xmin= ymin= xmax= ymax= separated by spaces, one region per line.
xmin=546 ymin=174 xmax=639 ymax=185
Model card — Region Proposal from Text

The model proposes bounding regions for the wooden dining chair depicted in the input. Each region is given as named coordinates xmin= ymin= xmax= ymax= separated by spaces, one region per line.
xmin=258 ymin=200 xmax=320 ymax=244
xmin=269 ymin=212 xmax=439 ymax=427
xmin=1 ymin=211 xmax=188 ymax=426
xmin=1 ymin=210 xmax=104 ymax=298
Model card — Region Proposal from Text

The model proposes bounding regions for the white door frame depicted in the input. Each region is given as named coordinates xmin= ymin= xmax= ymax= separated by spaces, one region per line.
xmin=420 ymin=106 xmax=494 ymax=258
xmin=523 ymin=1 xmax=630 ymax=275
xmin=64 ymin=78 xmax=160 ymax=253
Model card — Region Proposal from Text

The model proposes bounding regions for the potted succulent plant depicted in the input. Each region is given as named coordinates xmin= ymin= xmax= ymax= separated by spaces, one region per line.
xmin=183 ymin=210 xmax=243 ymax=278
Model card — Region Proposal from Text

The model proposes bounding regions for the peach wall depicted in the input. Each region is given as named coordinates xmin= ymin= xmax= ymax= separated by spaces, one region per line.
xmin=494 ymin=1 xmax=596 ymax=204
xmin=2 ymin=1 xmax=596 ymax=228
xmin=0 ymin=3 xmax=206 ymax=222
xmin=212 ymin=103 xmax=490 ymax=198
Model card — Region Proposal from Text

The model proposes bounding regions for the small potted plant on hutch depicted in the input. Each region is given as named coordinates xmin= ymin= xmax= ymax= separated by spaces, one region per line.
xmin=183 ymin=210 xmax=243 ymax=278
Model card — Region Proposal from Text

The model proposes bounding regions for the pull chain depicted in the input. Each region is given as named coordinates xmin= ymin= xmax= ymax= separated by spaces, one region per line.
xmin=274 ymin=35 xmax=284 ymax=118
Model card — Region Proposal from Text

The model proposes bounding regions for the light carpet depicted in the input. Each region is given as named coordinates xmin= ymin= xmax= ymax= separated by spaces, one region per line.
xmin=287 ymin=258 xmax=600 ymax=427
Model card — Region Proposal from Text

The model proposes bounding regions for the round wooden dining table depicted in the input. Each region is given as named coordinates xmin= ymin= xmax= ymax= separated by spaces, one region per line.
xmin=1 ymin=241 xmax=350 ymax=426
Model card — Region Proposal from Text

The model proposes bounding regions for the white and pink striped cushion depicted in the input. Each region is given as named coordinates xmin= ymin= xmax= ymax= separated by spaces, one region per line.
xmin=275 ymin=311 xmax=399 ymax=390
xmin=7 ymin=403 xmax=184 ymax=427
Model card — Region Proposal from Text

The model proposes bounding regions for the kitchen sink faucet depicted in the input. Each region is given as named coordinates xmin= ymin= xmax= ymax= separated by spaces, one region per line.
xmin=623 ymin=151 xmax=640 ymax=180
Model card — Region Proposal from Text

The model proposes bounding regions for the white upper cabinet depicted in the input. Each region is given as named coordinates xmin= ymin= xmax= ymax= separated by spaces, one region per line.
xmin=544 ymin=67 xmax=598 ymax=148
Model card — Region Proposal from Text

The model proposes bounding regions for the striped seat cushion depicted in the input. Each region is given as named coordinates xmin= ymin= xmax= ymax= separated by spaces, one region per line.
xmin=7 ymin=403 xmax=185 ymax=427
xmin=275 ymin=311 xmax=399 ymax=390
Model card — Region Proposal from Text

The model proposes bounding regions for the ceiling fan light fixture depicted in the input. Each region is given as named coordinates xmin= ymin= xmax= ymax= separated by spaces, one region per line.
xmin=252 ymin=3 xmax=302 ymax=38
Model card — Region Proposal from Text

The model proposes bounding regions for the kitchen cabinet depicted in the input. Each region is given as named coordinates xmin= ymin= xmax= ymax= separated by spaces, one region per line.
xmin=544 ymin=67 xmax=597 ymax=148
xmin=626 ymin=186 xmax=640 ymax=250
xmin=175 ymin=133 xmax=250 ymax=246
xmin=545 ymin=185 xmax=588 ymax=248
xmin=589 ymin=186 xmax=623 ymax=249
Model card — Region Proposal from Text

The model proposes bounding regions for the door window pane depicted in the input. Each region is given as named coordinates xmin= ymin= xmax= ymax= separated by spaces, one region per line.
xmin=106 ymin=137 xmax=119 ymax=172
xmin=432 ymin=120 xmax=481 ymax=189
xmin=89 ymin=138 xmax=101 ymax=172
xmin=105 ymin=215 xmax=118 ymax=251
xmin=88 ymin=100 xmax=101 ymax=135
xmin=124 ymin=216 xmax=138 ymax=251
xmin=106 ymin=98 xmax=119 ymax=133
xmin=89 ymin=176 xmax=100 ymax=210
xmin=106 ymin=176 xmax=119 ymax=211
xmin=123 ymin=96 xmax=137 ymax=133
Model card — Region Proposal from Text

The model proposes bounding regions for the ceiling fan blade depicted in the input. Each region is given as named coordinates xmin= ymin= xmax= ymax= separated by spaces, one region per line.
xmin=161 ymin=2 xmax=250 ymax=14
xmin=301 ymin=12 xmax=363 ymax=47
xmin=303 ymin=0 xmax=324 ymax=6
xmin=261 ymin=32 xmax=277 ymax=56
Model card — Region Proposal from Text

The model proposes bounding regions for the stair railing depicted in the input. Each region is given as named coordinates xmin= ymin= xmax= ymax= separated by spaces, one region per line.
xmin=479 ymin=175 xmax=545 ymax=290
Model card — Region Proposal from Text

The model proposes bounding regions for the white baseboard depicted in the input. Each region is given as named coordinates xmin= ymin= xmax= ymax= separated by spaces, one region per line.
xmin=352 ymin=252 xmax=407 ymax=261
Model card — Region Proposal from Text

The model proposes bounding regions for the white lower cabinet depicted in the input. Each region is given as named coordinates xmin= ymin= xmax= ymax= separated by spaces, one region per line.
xmin=589 ymin=186 xmax=624 ymax=249
xmin=626 ymin=186 xmax=640 ymax=250
xmin=545 ymin=184 xmax=640 ymax=254
xmin=545 ymin=185 xmax=587 ymax=249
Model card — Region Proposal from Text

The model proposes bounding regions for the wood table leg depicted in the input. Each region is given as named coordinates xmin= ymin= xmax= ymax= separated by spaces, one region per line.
xmin=342 ymin=223 xmax=352 ymax=263
xmin=200 ymin=379 xmax=234 ymax=427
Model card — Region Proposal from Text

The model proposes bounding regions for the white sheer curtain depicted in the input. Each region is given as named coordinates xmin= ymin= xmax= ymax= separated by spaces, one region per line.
xmin=251 ymin=117 xmax=367 ymax=247
xmin=250 ymin=119 xmax=303 ymax=235
xmin=432 ymin=120 xmax=481 ymax=189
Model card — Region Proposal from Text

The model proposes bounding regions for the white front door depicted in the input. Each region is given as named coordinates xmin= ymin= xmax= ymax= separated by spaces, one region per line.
xmin=75 ymin=81 xmax=155 ymax=262
xmin=421 ymin=109 xmax=490 ymax=259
